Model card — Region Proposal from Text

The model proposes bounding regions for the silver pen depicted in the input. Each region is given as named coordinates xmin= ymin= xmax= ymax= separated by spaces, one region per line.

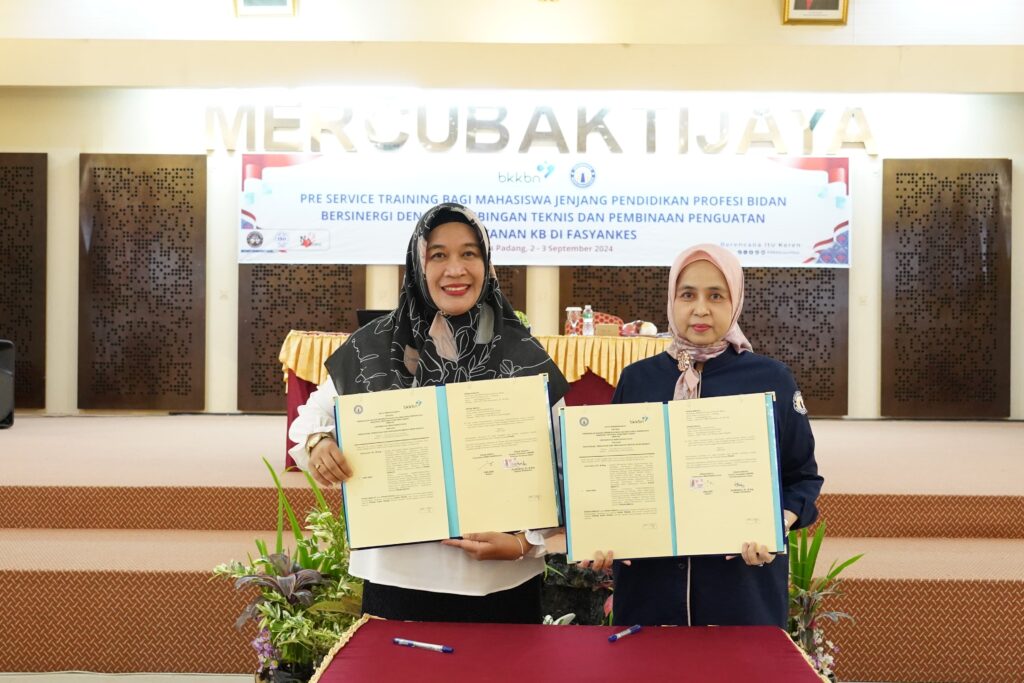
xmin=393 ymin=637 xmax=454 ymax=653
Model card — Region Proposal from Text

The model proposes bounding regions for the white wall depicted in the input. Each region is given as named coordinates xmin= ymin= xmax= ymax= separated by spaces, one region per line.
xmin=1 ymin=0 xmax=1022 ymax=46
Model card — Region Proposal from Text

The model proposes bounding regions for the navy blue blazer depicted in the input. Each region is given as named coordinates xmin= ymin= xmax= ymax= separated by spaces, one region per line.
xmin=609 ymin=348 xmax=823 ymax=628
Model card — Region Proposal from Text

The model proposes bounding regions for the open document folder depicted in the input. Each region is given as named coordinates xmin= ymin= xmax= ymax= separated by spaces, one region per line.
xmin=335 ymin=374 xmax=560 ymax=549
xmin=560 ymin=393 xmax=784 ymax=561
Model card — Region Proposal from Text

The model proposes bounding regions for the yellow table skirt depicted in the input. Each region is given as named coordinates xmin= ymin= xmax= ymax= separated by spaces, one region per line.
xmin=280 ymin=331 xmax=670 ymax=389
xmin=535 ymin=335 xmax=671 ymax=386
xmin=278 ymin=330 xmax=350 ymax=387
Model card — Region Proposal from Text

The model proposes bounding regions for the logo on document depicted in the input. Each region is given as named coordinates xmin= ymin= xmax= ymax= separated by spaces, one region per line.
xmin=245 ymin=231 xmax=264 ymax=248
xmin=353 ymin=405 xmax=363 ymax=415
xmin=578 ymin=417 xmax=589 ymax=427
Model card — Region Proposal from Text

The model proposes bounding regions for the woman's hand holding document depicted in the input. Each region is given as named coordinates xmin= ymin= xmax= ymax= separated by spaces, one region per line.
xmin=561 ymin=392 xmax=784 ymax=562
xmin=338 ymin=374 xmax=560 ymax=549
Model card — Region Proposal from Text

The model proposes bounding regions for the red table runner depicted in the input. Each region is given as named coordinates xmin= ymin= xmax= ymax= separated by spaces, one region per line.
xmin=312 ymin=617 xmax=824 ymax=683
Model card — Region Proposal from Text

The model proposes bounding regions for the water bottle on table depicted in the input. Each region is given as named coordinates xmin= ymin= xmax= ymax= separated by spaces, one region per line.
xmin=582 ymin=305 xmax=595 ymax=336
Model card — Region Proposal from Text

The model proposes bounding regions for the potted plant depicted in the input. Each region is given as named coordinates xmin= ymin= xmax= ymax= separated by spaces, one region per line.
xmin=788 ymin=520 xmax=863 ymax=680
xmin=541 ymin=553 xmax=614 ymax=626
xmin=214 ymin=459 xmax=363 ymax=682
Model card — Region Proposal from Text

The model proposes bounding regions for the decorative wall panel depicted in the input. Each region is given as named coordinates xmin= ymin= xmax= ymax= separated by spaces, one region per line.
xmin=882 ymin=159 xmax=1011 ymax=418
xmin=238 ymin=264 xmax=365 ymax=412
xmin=741 ymin=268 xmax=848 ymax=417
xmin=560 ymin=266 xmax=670 ymax=331
xmin=79 ymin=155 xmax=206 ymax=410
xmin=0 ymin=154 xmax=46 ymax=409
xmin=494 ymin=265 xmax=526 ymax=313
xmin=560 ymin=265 xmax=849 ymax=416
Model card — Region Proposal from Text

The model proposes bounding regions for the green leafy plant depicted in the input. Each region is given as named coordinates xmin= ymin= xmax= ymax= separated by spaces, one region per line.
xmin=214 ymin=458 xmax=362 ymax=682
xmin=788 ymin=520 xmax=863 ymax=679
xmin=541 ymin=553 xmax=613 ymax=626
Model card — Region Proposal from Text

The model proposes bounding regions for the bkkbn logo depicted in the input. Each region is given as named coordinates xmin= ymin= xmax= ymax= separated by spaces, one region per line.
xmin=498 ymin=171 xmax=544 ymax=184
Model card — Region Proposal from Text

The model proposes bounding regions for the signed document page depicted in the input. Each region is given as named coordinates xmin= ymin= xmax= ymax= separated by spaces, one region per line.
xmin=337 ymin=387 xmax=450 ymax=549
xmin=444 ymin=374 xmax=559 ymax=534
xmin=668 ymin=393 xmax=783 ymax=556
xmin=561 ymin=402 xmax=673 ymax=562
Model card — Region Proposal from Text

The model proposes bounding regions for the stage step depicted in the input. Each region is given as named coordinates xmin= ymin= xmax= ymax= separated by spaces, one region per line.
xmin=817 ymin=493 xmax=1024 ymax=539
xmin=1 ymin=483 xmax=341 ymax=531
xmin=0 ymin=528 xmax=276 ymax=673
xmin=814 ymin=537 xmax=1024 ymax=683
xmin=3 ymin=485 xmax=1020 ymax=541
xmin=807 ymin=419 xmax=1024 ymax=682
xmin=1 ymin=413 xmax=342 ymax=530
xmin=2 ymin=415 xmax=1023 ymax=680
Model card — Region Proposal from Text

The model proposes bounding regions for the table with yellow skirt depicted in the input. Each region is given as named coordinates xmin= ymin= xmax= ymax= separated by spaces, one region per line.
xmin=278 ymin=330 xmax=670 ymax=468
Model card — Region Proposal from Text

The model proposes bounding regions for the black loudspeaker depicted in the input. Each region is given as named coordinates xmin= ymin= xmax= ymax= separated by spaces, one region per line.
xmin=0 ymin=340 xmax=13 ymax=428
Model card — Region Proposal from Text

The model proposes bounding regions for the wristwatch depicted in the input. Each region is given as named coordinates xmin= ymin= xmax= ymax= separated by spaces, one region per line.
xmin=305 ymin=431 xmax=335 ymax=456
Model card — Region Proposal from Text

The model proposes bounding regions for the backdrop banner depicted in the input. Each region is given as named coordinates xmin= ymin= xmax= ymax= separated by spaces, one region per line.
xmin=239 ymin=153 xmax=849 ymax=268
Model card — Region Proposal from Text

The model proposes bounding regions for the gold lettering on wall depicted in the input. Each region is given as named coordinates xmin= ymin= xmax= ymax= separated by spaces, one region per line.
xmin=205 ymin=103 xmax=878 ymax=156
xmin=311 ymin=108 xmax=355 ymax=152
xmin=466 ymin=106 xmax=510 ymax=153
xmin=365 ymin=107 xmax=410 ymax=151
xmin=418 ymin=106 xmax=458 ymax=152
xmin=577 ymin=108 xmax=622 ymax=154
xmin=206 ymin=105 xmax=255 ymax=152
xmin=794 ymin=109 xmax=825 ymax=155
xmin=697 ymin=112 xmax=729 ymax=154
xmin=737 ymin=109 xmax=787 ymax=154
xmin=263 ymin=105 xmax=303 ymax=152
xmin=828 ymin=107 xmax=878 ymax=155
xmin=518 ymin=107 xmax=570 ymax=153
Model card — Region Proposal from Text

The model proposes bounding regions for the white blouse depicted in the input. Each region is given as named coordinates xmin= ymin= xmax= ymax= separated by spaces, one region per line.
xmin=288 ymin=377 xmax=560 ymax=596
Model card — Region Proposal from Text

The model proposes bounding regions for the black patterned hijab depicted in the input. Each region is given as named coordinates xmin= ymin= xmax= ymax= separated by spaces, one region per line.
xmin=325 ymin=202 xmax=569 ymax=405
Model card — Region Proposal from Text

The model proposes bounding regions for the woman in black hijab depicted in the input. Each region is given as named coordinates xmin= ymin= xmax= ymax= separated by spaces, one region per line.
xmin=289 ymin=202 xmax=568 ymax=623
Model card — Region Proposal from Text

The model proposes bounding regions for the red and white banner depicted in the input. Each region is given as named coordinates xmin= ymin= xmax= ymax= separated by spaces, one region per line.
xmin=238 ymin=154 xmax=850 ymax=268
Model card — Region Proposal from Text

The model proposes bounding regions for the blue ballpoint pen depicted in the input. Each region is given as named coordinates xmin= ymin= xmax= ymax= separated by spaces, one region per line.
xmin=608 ymin=624 xmax=643 ymax=642
xmin=393 ymin=637 xmax=454 ymax=653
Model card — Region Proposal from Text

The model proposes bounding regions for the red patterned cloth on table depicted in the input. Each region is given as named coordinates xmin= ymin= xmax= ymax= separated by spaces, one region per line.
xmin=311 ymin=618 xmax=825 ymax=683
xmin=563 ymin=311 xmax=625 ymax=334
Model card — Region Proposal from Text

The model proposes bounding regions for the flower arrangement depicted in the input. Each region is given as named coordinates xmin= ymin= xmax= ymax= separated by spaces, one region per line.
xmin=214 ymin=459 xmax=362 ymax=682
xmin=788 ymin=520 xmax=863 ymax=679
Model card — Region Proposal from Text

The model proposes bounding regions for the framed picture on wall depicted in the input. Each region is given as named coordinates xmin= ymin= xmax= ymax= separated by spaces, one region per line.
xmin=783 ymin=0 xmax=849 ymax=25
xmin=235 ymin=0 xmax=296 ymax=17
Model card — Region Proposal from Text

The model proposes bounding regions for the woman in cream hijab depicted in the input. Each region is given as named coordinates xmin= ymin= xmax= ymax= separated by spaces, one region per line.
xmin=591 ymin=243 xmax=823 ymax=629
